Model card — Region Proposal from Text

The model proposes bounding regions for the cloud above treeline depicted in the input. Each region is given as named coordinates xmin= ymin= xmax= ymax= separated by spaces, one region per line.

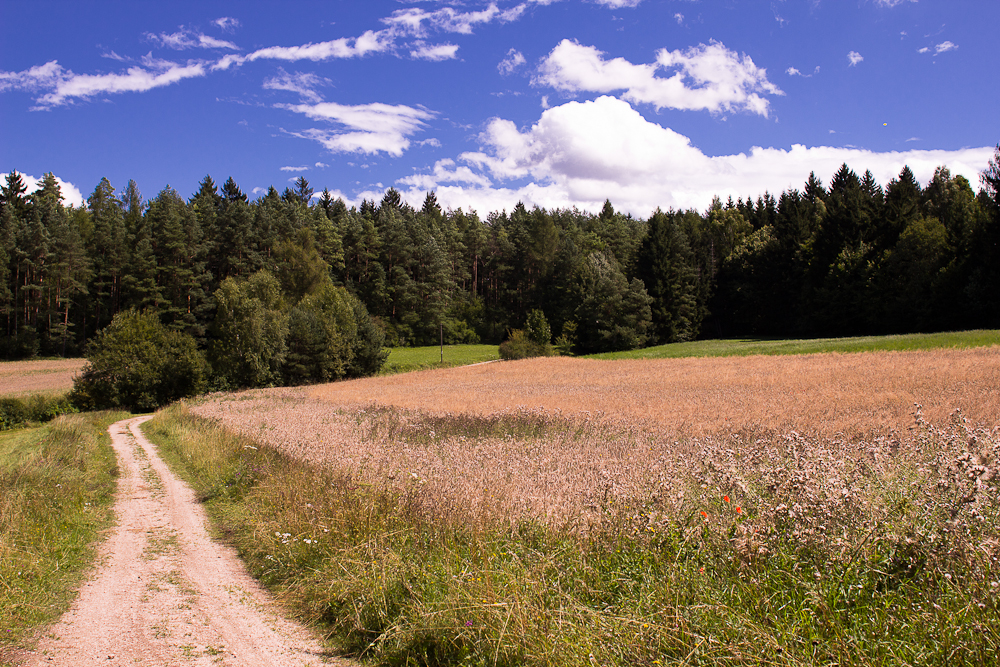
xmin=388 ymin=96 xmax=994 ymax=217
xmin=535 ymin=39 xmax=783 ymax=116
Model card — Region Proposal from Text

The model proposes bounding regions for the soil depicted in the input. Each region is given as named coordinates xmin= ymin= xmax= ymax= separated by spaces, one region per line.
xmin=21 ymin=415 xmax=350 ymax=667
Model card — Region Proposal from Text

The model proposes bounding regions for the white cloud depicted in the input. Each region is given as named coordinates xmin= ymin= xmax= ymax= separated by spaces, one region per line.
xmin=534 ymin=39 xmax=783 ymax=117
xmin=0 ymin=60 xmax=64 ymax=93
xmin=786 ymin=65 xmax=820 ymax=77
xmin=315 ymin=161 xmax=329 ymax=168
xmin=382 ymin=4 xmax=522 ymax=37
xmin=146 ymin=29 xmax=239 ymax=50
xmin=17 ymin=172 xmax=85 ymax=208
xmin=397 ymin=158 xmax=493 ymax=190
xmin=874 ymin=0 xmax=916 ymax=6
xmin=674 ymin=13 xmax=684 ymax=24
xmin=410 ymin=42 xmax=460 ymax=61
xmin=246 ymin=30 xmax=393 ymax=62
xmin=918 ymin=47 xmax=930 ymax=54
xmin=7 ymin=57 xmax=207 ymax=108
xmin=498 ymin=48 xmax=526 ymax=75
xmin=213 ymin=17 xmax=241 ymax=32
xmin=848 ymin=51 xmax=864 ymax=66
xmin=279 ymin=101 xmax=435 ymax=156
xmin=263 ymin=68 xmax=329 ymax=103
xmin=593 ymin=0 xmax=643 ymax=7
xmin=935 ymin=41 xmax=958 ymax=54
xmin=280 ymin=165 xmax=310 ymax=172
xmin=396 ymin=96 xmax=994 ymax=217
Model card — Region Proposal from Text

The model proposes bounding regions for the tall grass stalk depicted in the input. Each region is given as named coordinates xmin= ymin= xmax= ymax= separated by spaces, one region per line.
xmin=0 ymin=411 xmax=126 ymax=665
xmin=146 ymin=404 xmax=999 ymax=666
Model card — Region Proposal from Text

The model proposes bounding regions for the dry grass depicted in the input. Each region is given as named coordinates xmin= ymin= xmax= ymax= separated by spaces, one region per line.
xmin=189 ymin=348 xmax=1000 ymax=534
xmin=0 ymin=359 xmax=86 ymax=397
xmin=305 ymin=348 xmax=1000 ymax=436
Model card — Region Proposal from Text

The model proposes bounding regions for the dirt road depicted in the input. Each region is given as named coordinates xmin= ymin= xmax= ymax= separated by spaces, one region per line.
xmin=24 ymin=416 xmax=347 ymax=667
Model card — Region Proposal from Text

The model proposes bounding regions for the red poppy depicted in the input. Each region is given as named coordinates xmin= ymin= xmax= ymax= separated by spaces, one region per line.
xmin=736 ymin=507 xmax=742 ymax=514
xmin=723 ymin=495 xmax=730 ymax=503
xmin=700 ymin=511 xmax=708 ymax=518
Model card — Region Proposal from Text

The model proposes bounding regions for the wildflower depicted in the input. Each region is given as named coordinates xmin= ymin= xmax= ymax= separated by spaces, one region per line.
xmin=723 ymin=495 xmax=730 ymax=503
xmin=736 ymin=507 xmax=742 ymax=514
xmin=701 ymin=511 xmax=708 ymax=519
xmin=465 ymin=620 xmax=473 ymax=627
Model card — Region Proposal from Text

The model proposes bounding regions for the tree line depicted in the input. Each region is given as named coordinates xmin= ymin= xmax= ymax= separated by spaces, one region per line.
xmin=1 ymin=145 xmax=998 ymax=368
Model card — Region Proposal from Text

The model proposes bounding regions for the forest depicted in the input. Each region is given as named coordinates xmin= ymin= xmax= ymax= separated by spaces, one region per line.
xmin=1 ymin=144 xmax=999 ymax=371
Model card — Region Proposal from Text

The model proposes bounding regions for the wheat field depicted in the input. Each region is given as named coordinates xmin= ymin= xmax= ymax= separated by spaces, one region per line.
xmin=0 ymin=359 xmax=86 ymax=397
xmin=190 ymin=347 xmax=1000 ymax=532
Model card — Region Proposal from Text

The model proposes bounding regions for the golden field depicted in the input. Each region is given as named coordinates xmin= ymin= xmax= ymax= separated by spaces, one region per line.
xmin=191 ymin=347 xmax=1000 ymax=533
xmin=0 ymin=358 xmax=86 ymax=397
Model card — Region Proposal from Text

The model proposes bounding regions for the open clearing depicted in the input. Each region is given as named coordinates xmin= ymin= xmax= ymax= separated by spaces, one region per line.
xmin=0 ymin=359 xmax=86 ymax=397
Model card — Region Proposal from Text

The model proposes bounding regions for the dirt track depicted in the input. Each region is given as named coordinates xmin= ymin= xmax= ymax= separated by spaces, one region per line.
xmin=23 ymin=416 xmax=345 ymax=667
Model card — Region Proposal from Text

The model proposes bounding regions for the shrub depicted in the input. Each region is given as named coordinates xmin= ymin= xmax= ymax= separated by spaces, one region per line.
xmin=0 ymin=395 xmax=78 ymax=431
xmin=499 ymin=329 xmax=554 ymax=360
xmin=70 ymin=310 xmax=207 ymax=411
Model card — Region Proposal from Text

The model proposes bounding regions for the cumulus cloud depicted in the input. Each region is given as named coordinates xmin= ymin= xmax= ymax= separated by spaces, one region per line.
xmin=534 ymin=39 xmax=783 ymax=117
xmin=146 ymin=29 xmax=239 ymax=50
xmin=934 ymin=41 xmax=958 ymax=54
xmin=263 ymin=68 xmax=329 ymax=102
xmin=279 ymin=101 xmax=435 ymax=156
xmin=397 ymin=158 xmax=494 ymax=190
xmin=498 ymin=48 xmax=526 ymax=75
xmin=848 ymin=51 xmax=864 ymax=66
xmin=395 ymin=96 xmax=994 ymax=217
xmin=17 ymin=172 xmax=85 ymax=208
xmin=674 ymin=13 xmax=684 ymax=24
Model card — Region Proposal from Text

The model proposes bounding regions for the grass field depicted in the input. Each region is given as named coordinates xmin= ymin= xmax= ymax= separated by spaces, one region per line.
xmin=381 ymin=344 xmax=499 ymax=374
xmin=0 ymin=358 xmax=86 ymax=398
xmin=146 ymin=345 xmax=1000 ymax=666
xmin=0 ymin=411 xmax=125 ymax=666
xmin=587 ymin=329 xmax=1000 ymax=359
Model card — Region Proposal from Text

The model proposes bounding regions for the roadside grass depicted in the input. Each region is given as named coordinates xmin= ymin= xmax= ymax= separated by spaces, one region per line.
xmin=381 ymin=344 xmax=499 ymax=375
xmin=587 ymin=329 xmax=1000 ymax=360
xmin=0 ymin=411 xmax=126 ymax=666
xmin=145 ymin=403 xmax=1000 ymax=666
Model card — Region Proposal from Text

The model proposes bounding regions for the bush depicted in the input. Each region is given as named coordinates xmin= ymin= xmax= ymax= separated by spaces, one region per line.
xmin=70 ymin=310 xmax=207 ymax=411
xmin=0 ymin=395 xmax=78 ymax=431
xmin=499 ymin=329 xmax=554 ymax=360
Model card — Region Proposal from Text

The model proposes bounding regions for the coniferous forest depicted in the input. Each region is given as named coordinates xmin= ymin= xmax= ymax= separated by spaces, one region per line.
xmin=1 ymin=146 xmax=999 ymax=378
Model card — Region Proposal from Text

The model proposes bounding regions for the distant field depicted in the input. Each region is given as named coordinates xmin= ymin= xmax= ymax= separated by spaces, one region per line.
xmin=381 ymin=344 xmax=499 ymax=374
xmin=587 ymin=329 xmax=1000 ymax=359
xmin=0 ymin=359 xmax=86 ymax=397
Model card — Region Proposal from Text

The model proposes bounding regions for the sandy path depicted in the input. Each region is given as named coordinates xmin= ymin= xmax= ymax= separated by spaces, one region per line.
xmin=24 ymin=415 xmax=347 ymax=667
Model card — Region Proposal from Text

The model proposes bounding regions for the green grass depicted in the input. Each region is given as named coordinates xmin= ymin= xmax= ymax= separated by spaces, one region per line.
xmin=144 ymin=404 xmax=999 ymax=667
xmin=587 ymin=329 xmax=1000 ymax=360
xmin=0 ymin=394 xmax=79 ymax=431
xmin=0 ymin=411 xmax=127 ymax=666
xmin=381 ymin=344 xmax=500 ymax=375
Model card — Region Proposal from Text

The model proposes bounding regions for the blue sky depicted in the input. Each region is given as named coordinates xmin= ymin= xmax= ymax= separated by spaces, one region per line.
xmin=2 ymin=0 xmax=996 ymax=217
